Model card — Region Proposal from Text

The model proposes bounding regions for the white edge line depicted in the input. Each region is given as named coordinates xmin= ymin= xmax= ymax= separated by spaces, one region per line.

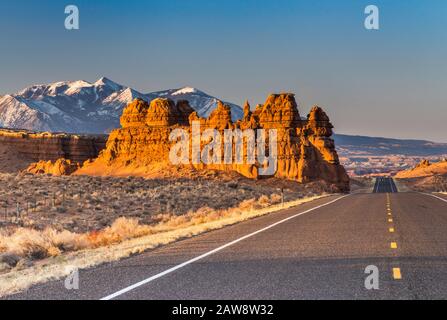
xmin=389 ymin=178 xmax=397 ymax=193
xmin=100 ymin=194 xmax=350 ymax=300
xmin=421 ymin=192 xmax=447 ymax=203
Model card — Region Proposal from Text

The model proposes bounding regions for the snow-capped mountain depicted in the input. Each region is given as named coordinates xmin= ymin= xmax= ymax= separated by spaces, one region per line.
xmin=0 ymin=78 xmax=243 ymax=134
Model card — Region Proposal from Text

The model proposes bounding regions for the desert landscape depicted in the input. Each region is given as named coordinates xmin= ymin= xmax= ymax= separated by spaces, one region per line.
xmin=2 ymin=0 xmax=447 ymax=303
xmin=0 ymin=82 xmax=445 ymax=298
xmin=0 ymin=91 xmax=354 ymax=295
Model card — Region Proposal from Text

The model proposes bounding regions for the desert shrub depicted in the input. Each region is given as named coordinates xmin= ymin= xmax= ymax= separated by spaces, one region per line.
xmin=44 ymin=228 xmax=88 ymax=252
xmin=86 ymin=217 xmax=153 ymax=248
xmin=270 ymin=193 xmax=282 ymax=204
xmin=56 ymin=206 xmax=67 ymax=213
xmin=257 ymin=195 xmax=271 ymax=207
xmin=238 ymin=198 xmax=256 ymax=211
xmin=5 ymin=229 xmax=56 ymax=260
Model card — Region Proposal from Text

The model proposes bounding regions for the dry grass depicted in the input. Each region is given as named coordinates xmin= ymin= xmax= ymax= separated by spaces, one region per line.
xmin=0 ymin=193 xmax=330 ymax=297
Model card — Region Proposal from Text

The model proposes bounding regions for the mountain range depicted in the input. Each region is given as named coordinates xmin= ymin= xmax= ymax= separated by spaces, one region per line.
xmin=0 ymin=77 xmax=243 ymax=134
xmin=333 ymin=134 xmax=447 ymax=157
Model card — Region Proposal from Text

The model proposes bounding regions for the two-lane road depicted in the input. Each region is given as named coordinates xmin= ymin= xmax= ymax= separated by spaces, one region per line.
xmin=373 ymin=177 xmax=398 ymax=193
xmin=6 ymin=179 xmax=447 ymax=300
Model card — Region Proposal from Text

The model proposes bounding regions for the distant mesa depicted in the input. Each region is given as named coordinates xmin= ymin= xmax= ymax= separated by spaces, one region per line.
xmin=77 ymin=93 xmax=350 ymax=192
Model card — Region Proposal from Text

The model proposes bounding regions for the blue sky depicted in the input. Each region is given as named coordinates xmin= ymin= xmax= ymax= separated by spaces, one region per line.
xmin=0 ymin=0 xmax=446 ymax=141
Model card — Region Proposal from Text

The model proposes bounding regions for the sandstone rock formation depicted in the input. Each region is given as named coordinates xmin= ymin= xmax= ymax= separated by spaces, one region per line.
xmin=0 ymin=129 xmax=106 ymax=173
xmin=78 ymin=94 xmax=350 ymax=192
xmin=415 ymin=159 xmax=431 ymax=169
xmin=396 ymin=158 xmax=447 ymax=179
xmin=25 ymin=159 xmax=80 ymax=176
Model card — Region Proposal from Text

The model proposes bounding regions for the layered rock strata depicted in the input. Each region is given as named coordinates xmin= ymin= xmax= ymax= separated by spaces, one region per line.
xmin=0 ymin=129 xmax=106 ymax=171
xmin=80 ymin=94 xmax=350 ymax=191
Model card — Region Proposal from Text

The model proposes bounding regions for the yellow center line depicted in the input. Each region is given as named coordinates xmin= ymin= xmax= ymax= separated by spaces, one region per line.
xmin=386 ymin=196 xmax=401 ymax=281
xmin=393 ymin=268 xmax=402 ymax=280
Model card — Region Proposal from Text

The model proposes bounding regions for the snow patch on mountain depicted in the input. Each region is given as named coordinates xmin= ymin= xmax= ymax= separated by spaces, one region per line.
xmin=147 ymin=87 xmax=243 ymax=122
xmin=172 ymin=87 xmax=200 ymax=95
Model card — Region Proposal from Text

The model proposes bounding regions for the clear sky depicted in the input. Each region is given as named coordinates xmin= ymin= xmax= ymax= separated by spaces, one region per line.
xmin=0 ymin=0 xmax=446 ymax=141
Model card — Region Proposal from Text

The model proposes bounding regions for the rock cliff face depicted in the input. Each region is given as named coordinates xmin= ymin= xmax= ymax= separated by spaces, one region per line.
xmin=79 ymin=94 xmax=350 ymax=191
xmin=0 ymin=129 xmax=106 ymax=172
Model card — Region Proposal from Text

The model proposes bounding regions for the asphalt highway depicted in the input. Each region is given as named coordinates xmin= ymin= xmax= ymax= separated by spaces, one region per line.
xmin=373 ymin=177 xmax=398 ymax=193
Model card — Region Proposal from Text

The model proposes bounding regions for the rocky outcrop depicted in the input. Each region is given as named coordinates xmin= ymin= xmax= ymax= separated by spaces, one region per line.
xmin=415 ymin=159 xmax=431 ymax=169
xmin=26 ymin=159 xmax=80 ymax=176
xmin=396 ymin=159 xmax=447 ymax=179
xmin=79 ymin=94 xmax=350 ymax=192
xmin=0 ymin=129 xmax=106 ymax=173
